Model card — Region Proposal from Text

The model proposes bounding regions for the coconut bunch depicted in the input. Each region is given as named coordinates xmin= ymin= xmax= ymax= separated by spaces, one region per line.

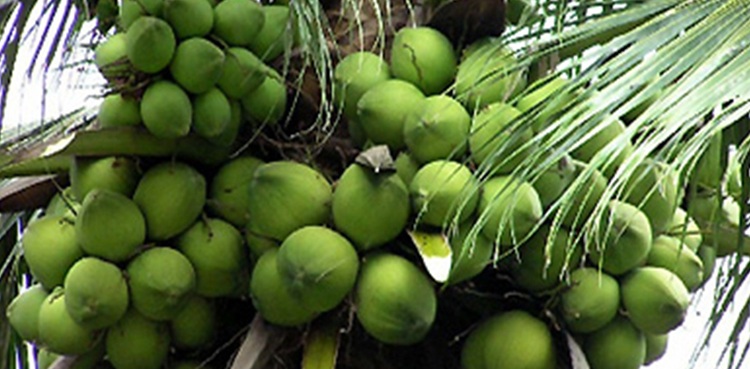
xmin=94 ymin=0 xmax=290 ymax=143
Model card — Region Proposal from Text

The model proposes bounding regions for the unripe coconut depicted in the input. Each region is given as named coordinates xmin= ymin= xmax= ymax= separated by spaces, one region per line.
xmin=664 ymin=207 xmax=702 ymax=252
xmin=64 ymin=257 xmax=129 ymax=330
xmin=71 ymin=156 xmax=139 ymax=200
xmin=127 ymin=247 xmax=196 ymax=321
xmin=6 ymin=284 xmax=49 ymax=342
xmin=106 ymin=309 xmax=170 ymax=369
xmin=516 ymin=75 xmax=575 ymax=133
xmin=163 ymin=0 xmax=214 ymax=39
xmin=76 ymin=189 xmax=146 ymax=262
xmin=511 ymin=226 xmax=583 ymax=293
xmin=571 ymin=115 xmax=634 ymax=178
xmin=22 ymin=215 xmax=83 ymax=290
xmin=644 ymin=333 xmax=669 ymax=365
xmin=98 ymin=94 xmax=141 ymax=128
xmin=37 ymin=340 xmax=106 ymax=369
xmin=461 ymin=310 xmax=556 ymax=369
xmin=332 ymin=51 xmax=390 ymax=120
xmin=403 ymin=95 xmax=471 ymax=164
xmin=170 ymin=37 xmax=225 ymax=94
xmin=445 ymin=222 xmax=493 ymax=285
xmin=530 ymin=154 xmax=577 ymax=209
xmin=37 ymin=288 xmax=100 ymax=355
xmin=217 ymin=47 xmax=266 ymax=99
xmin=477 ymin=174 xmax=542 ymax=246
xmin=170 ymin=294 xmax=216 ymax=349
xmin=356 ymin=79 xmax=426 ymax=151
xmin=119 ymin=0 xmax=164 ymax=29
xmin=246 ymin=161 xmax=332 ymax=241
xmin=395 ymin=151 xmax=419 ymax=186
xmin=248 ymin=5 xmax=290 ymax=61
xmin=250 ymin=248 xmax=318 ymax=326
xmin=455 ymin=40 xmax=526 ymax=110
xmin=698 ymin=244 xmax=716 ymax=287
xmin=587 ymin=200 xmax=653 ymax=276
xmin=94 ymin=33 xmax=128 ymax=80
xmin=240 ymin=68 xmax=287 ymax=125
xmin=192 ymin=87 xmax=231 ymax=138
xmin=623 ymin=158 xmax=682 ymax=234
xmin=208 ymin=99 xmax=243 ymax=147
xmin=621 ymin=266 xmax=690 ymax=334
xmin=176 ymin=218 xmax=247 ymax=297
xmin=688 ymin=193 xmax=750 ymax=256
xmin=332 ymin=162 xmax=410 ymax=250
xmin=390 ymin=26 xmax=457 ymax=95
xmin=355 ymin=253 xmax=437 ymax=345
xmin=245 ymin=232 xmax=279 ymax=257
xmin=725 ymin=154 xmax=743 ymax=204
xmin=409 ymin=160 xmax=479 ymax=227
xmin=689 ymin=131 xmax=723 ymax=191
xmin=559 ymin=267 xmax=620 ymax=334
xmin=133 ymin=161 xmax=206 ymax=241
xmin=125 ymin=16 xmax=176 ymax=73
xmin=45 ymin=187 xmax=79 ymax=218
xmin=208 ymin=156 xmax=264 ymax=227
xmin=277 ymin=226 xmax=359 ymax=312
xmin=469 ymin=102 xmax=531 ymax=174
xmin=140 ymin=80 xmax=192 ymax=138
xmin=646 ymin=235 xmax=704 ymax=291
xmin=583 ymin=316 xmax=646 ymax=369
xmin=212 ymin=0 xmax=265 ymax=46
xmin=559 ymin=161 xmax=608 ymax=229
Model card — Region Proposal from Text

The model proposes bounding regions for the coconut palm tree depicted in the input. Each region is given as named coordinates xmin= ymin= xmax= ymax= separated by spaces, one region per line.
xmin=0 ymin=0 xmax=748 ymax=368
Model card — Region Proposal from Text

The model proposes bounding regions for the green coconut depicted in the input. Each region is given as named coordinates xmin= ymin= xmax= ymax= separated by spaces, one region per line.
xmin=621 ymin=266 xmax=690 ymax=334
xmin=169 ymin=37 xmax=225 ymax=94
xmin=208 ymin=98 xmax=243 ymax=147
xmin=217 ymin=47 xmax=267 ymax=99
xmin=469 ymin=102 xmax=531 ymax=174
xmin=94 ymin=33 xmax=128 ymax=80
xmin=240 ymin=68 xmax=287 ymax=125
xmin=461 ymin=310 xmax=556 ymax=369
xmin=176 ymin=218 xmax=248 ymax=297
xmin=276 ymin=226 xmax=359 ymax=312
xmin=355 ymin=253 xmax=437 ymax=345
xmin=6 ymin=284 xmax=49 ymax=342
xmin=333 ymin=51 xmax=391 ymax=120
xmin=510 ymin=226 xmax=583 ymax=293
xmin=403 ymin=95 xmax=471 ymax=164
xmin=163 ymin=0 xmax=214 ymax=39
xmin=409 ymin=160 xmax=479 ymax=227
xmin=455 ymin=40 xmax=526 ymax=110
xmin=689 ymin=131 xmax=724 ymax=191
xmin=208 ymin=156 xmax=264 ymax=227
xmin=623 ymin=158 xmax=682 ymax=234
xmin=63 ymin=257 xmax=129 ymax=330
xmin=192 ymin=87 xmax=231 ymax=138
xmin=390 ymin=26 xmax=456 ymax=95
xmin=246 ymin=161 xmax=332 ymax=242
xmin=445 ymin=222 xmax=493 ymax=285
xmin=571 ymin=115 xmax=634 ymax=178
xmin=698 ymin=244 xmax=716 ymax=287
xmin=515 ymin=75 xmax=575 ymax=133
xmin=45 ymin=187 xmax=79 ymax=218
xmin=76 ymin=189 xmax=146 ymax=262
xmin=170 ymin=294 xmax=216 ymax=349
xmin=332 ymin=162 xmax=410 ymax=251
xmin=477 ymin=174 xmax=543 ymax=246
xmin=687 ymin=193 xmax=750 ymax=256
xmin=245 ymin=231 xmax=279 ymax=257
xmin=725 ymin=153 xmax=743 ymax=204
xmin=140 ymin=80 xmax=192 ymax=138
xmin=125 ymin=16 xmax=176 ymax=73
xmin=37 ymin=288 xmax=100 ymax=355
xmin=646 ymin=235 xmax=704 ymax=291
xmin=133 ymin=161 xmax=206 ymax=241
xmin=98 ymin=94 xmax=141 ymax=128
xmin=356 ymin=79 xmax=426 ymax=151
xmin=212 ymin=0 xmax=264 ymax=46
xmin=71 ymin=156 xmax=139 ymax=200
xmin=250 ymin=248 xmax=318 ymax=326
xmin=559 ymin=267 xmax=620 ymax=334
xmin=119 ymin=0 xmax=164 ymax=29
xmin=395 ymin=151 xmax=420 ymax=186
xmin=587 ymin=200 xmax=653 ymax=276
xmin=248 ymin=5 xmax=290 ymax=61
xmin=530 ymin=154 xmax=577 ymax=209
xmin=583 ymin=316 xmax=646 ymax=369
xmin=127 ymin=247 xmax=196 ymax=321
xmin=106 ymin=309 xmax=170 ymax=369
xmin=664 ymin=207 xmax=702 ymax=252
xmin=36 ymin=341 xmax=105 ymax=369
xmin=22 ymin=215 xmax=83 ymax=290
xmin=644 ymin=333 xmax=669 ymax=365
xmin=559 ymin=161 xmax=608 ymax=229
